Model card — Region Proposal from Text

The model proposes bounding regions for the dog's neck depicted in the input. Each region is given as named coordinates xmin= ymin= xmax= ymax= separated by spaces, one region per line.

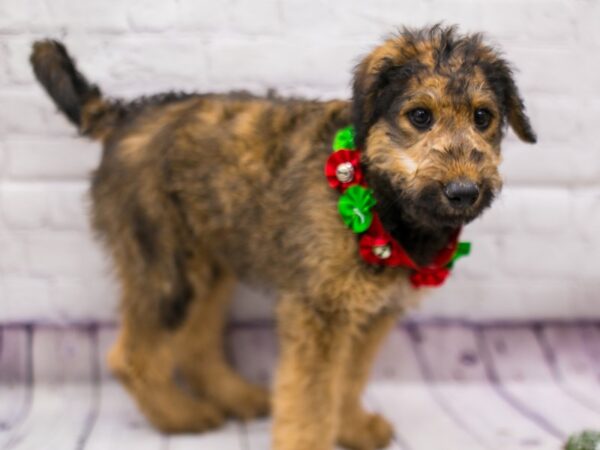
xmin=367 ymin=173 xmax=458 ymax=267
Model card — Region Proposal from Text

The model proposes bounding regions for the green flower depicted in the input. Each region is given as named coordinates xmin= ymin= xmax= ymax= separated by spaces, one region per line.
xmin=333 ymin=125 xmax=356 ymax=151
xmin=566 ymin=431 xmax=600 ymax=450
xmin=446 ymin=242 xmax=471 ymax=269
xmin=338 ymin=185 xmax=376 ymax=233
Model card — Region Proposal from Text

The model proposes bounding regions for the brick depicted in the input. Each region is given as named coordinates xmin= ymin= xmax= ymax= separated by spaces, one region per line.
xmin=421 ymin=278 xmax=577 ymax=321
xmin=44 ymin=0 xmax=128 ymax=33
xmin=481 ymin=0 xmax=578 ymax=44
xmin=498 ymin=233 xmax=586 ymax=278
xmin=0 ymin=183 xmax=51 ymax=228
xmin=100 ymin=37 xmax=210 ymax=91
xmin=26 ymin=230 xmax=106 ymax=277
xmin=0 ymin=274 xmax=51 ymax=322
xmin=332 ymin=1 xmax=432 ymax=39
xmin=0 ymin=0 xmax=54 ymax=32
xmin=6 ymin=137 xmax=101 ymax=180
xmin=468 ymin=188 xmax=571 ymax=236
xmin=177 ymin=0 xmax=231 ymax=32
xmin=574 ymin=281 xmax=600 ymax=317
xmin=228 ymin=0 xmax=283 ymax=35
xmin=450 ymin=233 xmax=499 ymax=280
xmin=0 ymin=43 xmax=10 ymax=85
xmin=48 ymin=183 xmax=91 ymax=230
xmin=48 ymin=276 xmax=118 ymax=323
xmin=5 ymin=37 xmax=37 ymax=84
xmin=126 ymin=0 xmax=177 ymax=31
xmin=525 ymin=94 xmax=579 ymax=144
xmin=572 ymin=190 xmax=600 ymax=242
xmin=468 ymin=187 xmax=528 ymax=234
xmin=0 ymin=230 xmax=29 ymax=273
xmin=0 ymin=143 xmax=6 ymax=176
xmin=504 ymin=45 xmax=594 ymax=96
xmin=0 ymin=182 xmax=90 ymax=230
xmin=577 ymin=1 xmax=600 ymax=46
xmin=426 ymin=0 xmax=484 ymax=31
xmin=0 ymin=90 xmax=74 ymax=136
xmin=501 ymin=141 xmax=576 ymax=185
xmin=207 ymin=39 xmax=357 ymax=92
xmin=279 ymin=0 xmax=341 ymax=37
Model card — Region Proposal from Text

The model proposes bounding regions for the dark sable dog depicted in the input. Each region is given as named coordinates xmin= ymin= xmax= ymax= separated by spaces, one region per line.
xmin=31 ymin=25 xmax=535 ymax=450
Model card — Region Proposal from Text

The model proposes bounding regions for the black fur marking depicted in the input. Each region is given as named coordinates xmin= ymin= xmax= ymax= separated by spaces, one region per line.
xmin=470 ymin=149 xmax=485 ymax=164
xmin=131 ymin=202 xmax=158 ymax=263
xmin=160 ymin=251 xmax=194 ymax=330
xmin=160 ymin=253 xmax=194 ymax=330
xmin=353 ymin=60 xmax=427 ymax=148
xmin=479 ymin=60 xmax=537 ymax=143
xmin=30 ymin=40 xmax=101 ymax=126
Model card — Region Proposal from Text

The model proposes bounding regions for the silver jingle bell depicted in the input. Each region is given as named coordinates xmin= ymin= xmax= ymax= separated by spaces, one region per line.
xmin=372 ymin=244 xmax=392 ymax=260
xmin=335 ymin=162 xmax=355 ymax=183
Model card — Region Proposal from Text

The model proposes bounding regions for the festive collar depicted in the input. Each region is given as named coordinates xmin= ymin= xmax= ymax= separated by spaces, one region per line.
xmin=324 ymin=125 xmax=471 ymax=288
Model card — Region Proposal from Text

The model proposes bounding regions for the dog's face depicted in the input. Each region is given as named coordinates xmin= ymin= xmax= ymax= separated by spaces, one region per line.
xmin=353 ymin=26 xmax=536 ymax=229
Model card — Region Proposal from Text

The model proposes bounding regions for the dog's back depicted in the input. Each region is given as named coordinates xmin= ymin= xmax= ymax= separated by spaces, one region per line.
xmin=30 ymin=39 xmax=353 ymax=328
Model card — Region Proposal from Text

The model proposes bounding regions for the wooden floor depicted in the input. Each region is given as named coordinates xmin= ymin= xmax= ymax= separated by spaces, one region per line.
xmin=1 ymin=322 xmax=600 ymax=450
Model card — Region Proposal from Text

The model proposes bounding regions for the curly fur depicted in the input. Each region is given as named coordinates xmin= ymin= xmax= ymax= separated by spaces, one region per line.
xmin=31 ymin=25 xmax=535 ymax=450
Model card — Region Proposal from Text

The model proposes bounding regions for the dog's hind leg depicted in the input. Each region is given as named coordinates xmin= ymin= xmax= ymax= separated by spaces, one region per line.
xmin=107 ymin=285 xmax=226 ymax=433
xmin=170 ymin=262 xmax=269 ymax=420
xmin=336 ymin=312 xmax=397 ymax=450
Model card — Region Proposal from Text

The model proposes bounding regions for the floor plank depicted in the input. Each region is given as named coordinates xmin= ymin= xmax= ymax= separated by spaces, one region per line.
xmin=481 ymin=327 xmax=600 ymax=439
xmin=3 ymin=323 xmax=600 ymax=449
xmin=413 ymin=325 xmax=560 ymax=449
xmin=368 ymin=328 xmax=485 ymax=450
xmin=4 ymin=328 xmax=97 ymax=450
xmin=540 ymin=325 xmax=600 ymax=413
xmin=0 ymin=327 xmax=31 ymax=447
xmin=167 ymin=422 xmax=244 ymax=450
xmin=243 ymin=418 xmax=271 ymax=450
xmin=580 ymin=324 xmax=600 ymax=371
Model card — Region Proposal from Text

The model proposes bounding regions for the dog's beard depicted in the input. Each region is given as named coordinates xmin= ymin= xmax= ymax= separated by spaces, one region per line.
xmin=410 ymin=183 xmax=496 ymax=229
xmin=367 ymin=170 xmax=497 ymax=265
xmin=369 ymin=170 xmax=496 ymax=232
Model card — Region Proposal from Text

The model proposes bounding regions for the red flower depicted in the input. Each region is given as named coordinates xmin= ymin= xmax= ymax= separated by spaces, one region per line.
xmin=359 ymin=216 xmax=416 ymax=267
xmin=410 ymin=267 xmax=451 ymax=288
xmin=325 ymin=150 xmax=363 ymax=191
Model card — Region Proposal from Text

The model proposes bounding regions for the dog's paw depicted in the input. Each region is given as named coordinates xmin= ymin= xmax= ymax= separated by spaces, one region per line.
xmin=147 ymin=396 xmax=226 ymax=434
xmin=218 ymin=380 xmax=270 ymax=420
xmin=183 ymin=366 xmax=270 ymax=420
xmin=338 ymin=411 xmax=394 ymax=450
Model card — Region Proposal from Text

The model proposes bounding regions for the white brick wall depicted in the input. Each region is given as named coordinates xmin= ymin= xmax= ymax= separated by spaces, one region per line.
xmin=1 ymin=0 xmax=599 ymax=324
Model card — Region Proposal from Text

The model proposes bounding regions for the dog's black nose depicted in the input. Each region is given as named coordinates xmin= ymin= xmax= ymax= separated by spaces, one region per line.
xmin=444 ymin=180 xmax=479 ymax=208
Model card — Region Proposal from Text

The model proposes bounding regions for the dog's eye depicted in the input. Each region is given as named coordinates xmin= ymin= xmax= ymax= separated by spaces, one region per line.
xmin=407 ymin=108 xmax=433 ymax=130
xmin=474 ymin=108 xmax=493 ymax=131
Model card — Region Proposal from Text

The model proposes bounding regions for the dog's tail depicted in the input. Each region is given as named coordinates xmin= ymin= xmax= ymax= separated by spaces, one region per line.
xmin=30 ymin=40 xmax=118 ymax=140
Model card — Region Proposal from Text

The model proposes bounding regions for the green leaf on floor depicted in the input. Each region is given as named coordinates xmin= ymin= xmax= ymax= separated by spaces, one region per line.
xmin=566 ymin=431 xmax=600 ymax=450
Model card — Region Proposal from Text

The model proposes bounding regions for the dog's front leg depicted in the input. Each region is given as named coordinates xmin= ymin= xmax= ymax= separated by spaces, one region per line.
xmin=273 ymin=293 xmax=354 ymax=450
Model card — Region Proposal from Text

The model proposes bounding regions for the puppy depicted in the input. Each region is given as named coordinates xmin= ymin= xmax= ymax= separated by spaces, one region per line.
xmin=30 ymin=25 xmax=535 ymax=450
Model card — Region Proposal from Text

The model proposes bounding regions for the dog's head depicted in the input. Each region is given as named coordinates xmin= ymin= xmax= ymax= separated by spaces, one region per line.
xmin=353 ymin=25 xmax=536 ymax=229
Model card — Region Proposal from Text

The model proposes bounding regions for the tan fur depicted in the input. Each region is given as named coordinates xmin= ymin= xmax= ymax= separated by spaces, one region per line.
xmin=31 ymin=26 xmax=536 ymax=450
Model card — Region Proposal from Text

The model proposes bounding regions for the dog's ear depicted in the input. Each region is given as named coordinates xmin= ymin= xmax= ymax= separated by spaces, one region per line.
xmin=481 ymin=58 xmax=537 ymax=144
xmin=352 ymin=51 xmax=393 ymax=148
xmin=352 ymin=41 xmax=423 ymax=148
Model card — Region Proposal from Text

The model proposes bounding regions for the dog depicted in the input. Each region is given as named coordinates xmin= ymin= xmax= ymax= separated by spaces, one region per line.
xmin=30 ymin=25 xmax=535 ymax=450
